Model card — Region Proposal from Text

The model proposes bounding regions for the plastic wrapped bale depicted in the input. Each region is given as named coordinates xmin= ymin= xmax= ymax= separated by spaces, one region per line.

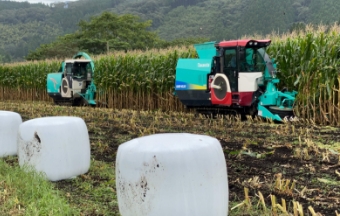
xmin=17 ymin=116 xmax=91 ymax=181
xmin=0 ymin=111 xmax=22 ymax=157
xmin=116 ymin=133 xmax=229 ymax=216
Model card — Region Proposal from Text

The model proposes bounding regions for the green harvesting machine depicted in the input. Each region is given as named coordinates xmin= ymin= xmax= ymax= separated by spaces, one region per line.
xmin=46 ymin=52 xmax=97 ymax=106
xmin=174 ymin=39 xmax=298 ymax=121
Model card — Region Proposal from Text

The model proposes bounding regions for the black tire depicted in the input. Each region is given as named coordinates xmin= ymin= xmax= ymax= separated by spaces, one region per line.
xmin=78 ymin=98 xmax=97 ymax=108
xmin=53 ymin=99 xmax=60 ymax=105
xmin=72 ymin=99 xmax=80 ymax=106
xmin=245 ymin=102 xmax=258 ymax=119
xmin=81 ymin=99 xmax=90 ymax=107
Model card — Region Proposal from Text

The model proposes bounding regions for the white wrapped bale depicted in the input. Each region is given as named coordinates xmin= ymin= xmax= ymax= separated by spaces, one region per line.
xmin=116 ymin=133 xmax=229 ymax=216
xmin=17 ymin=116 xmax=91 ymax=181
xmin=0 ymin=111 xmax=22 ymax=157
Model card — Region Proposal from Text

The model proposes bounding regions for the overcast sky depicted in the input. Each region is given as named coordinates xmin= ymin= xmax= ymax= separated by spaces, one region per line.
xmin=3 ymin=0 xmax=79 ymax=4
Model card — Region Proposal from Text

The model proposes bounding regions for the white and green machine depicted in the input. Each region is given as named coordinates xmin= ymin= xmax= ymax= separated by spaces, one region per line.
xmin=174 ymin=39 xmax=298 ymax=121
xmin=46 ymin=52 xmax=97 ymax=106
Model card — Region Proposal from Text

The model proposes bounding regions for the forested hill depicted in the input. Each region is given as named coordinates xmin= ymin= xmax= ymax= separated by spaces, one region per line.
xmin=1 ymin=0 xmax=340 ymax=63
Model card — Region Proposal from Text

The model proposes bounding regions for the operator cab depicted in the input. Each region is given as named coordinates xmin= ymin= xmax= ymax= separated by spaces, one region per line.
xmin=210 ymin=39 xmax=271 ymax=107
xmin=64 ymin=59 xmax=92 ymax=81
xmin=62 ymin=59 xmax=93 ymax=97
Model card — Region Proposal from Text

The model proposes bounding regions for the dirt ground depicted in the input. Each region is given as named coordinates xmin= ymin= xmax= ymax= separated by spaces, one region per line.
xmin=83 ymin=112 xmax=340 ymax=215
xmin=1 ymin=101 xmax=340 ymax=215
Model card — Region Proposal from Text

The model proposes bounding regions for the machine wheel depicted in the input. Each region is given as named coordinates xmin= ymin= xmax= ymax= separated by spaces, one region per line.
xmin=213 ymin=76 xmax=228 ymax=100
xmin=244 ymin=102 xmax=258 ymax=119
xmin=77 ymin=98 xmax=97 ymax=108
xmin=72 ymin=98 xmax=83 ymax=106
xmin=268 ymin=106 xmax=294 ymax=119
xmin=53 ymin=99 xmax=60 ymax=105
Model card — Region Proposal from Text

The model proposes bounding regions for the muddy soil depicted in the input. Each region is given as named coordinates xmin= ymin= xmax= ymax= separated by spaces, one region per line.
xmin=85 ymin=117 xmax=340 ymax=215
xmin=1 ymin=101 xmax=339 ymax=215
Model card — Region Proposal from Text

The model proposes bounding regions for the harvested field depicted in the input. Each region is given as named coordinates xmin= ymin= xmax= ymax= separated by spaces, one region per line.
xmin=1 ymin=100 xmax=340 ymax=215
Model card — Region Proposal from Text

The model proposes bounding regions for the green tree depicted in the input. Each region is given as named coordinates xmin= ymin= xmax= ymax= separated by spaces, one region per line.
xmin=26 ymin=11 xmax=163 ymax=60
xmin=76 ymin=11 xmax=161 ymax=53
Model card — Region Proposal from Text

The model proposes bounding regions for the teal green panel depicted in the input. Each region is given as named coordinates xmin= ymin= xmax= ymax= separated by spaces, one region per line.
xmin=194 ymin=41 xmax=217 ymax=59
xmin=175 ymin=59 xmax=212 ymax=90
xmin=46 ymin=73 xmax=62 ymax=93
xmin=257 ymin=104 xmax=283 ymax=121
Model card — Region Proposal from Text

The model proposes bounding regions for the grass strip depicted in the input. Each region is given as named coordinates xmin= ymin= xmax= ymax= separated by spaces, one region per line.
xmin=0 ymin=157 xmax=80 ymax=215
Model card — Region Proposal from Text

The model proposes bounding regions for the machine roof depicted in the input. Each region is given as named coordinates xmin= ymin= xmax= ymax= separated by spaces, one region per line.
xmin=218 ymin=39 xmax=271 ymax=48
xmin=65 ymin=59 xmax=91 ymax=63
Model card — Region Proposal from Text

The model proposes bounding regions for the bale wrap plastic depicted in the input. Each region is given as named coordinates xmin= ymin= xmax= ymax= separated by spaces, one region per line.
xmin=116 ymin=133 xmax=229 ymax=216
xmin=17 ymin=116 xmax=91 ymax=181
xmin=0 ymin=111 xmax=22 ymax=157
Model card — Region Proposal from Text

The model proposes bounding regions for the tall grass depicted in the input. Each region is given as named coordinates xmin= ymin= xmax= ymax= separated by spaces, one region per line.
xmin=265 ymin=23 xmax=340 ymax=125
xmin=94 ymin=47 xmax=196 ymax=110
xmin=0 ymin=158 xmax=79 ymax=215
xmin=1 ymin=24 xmax=340 ymax=124
xmin=0 ymin=46 xmax=196 ymax=111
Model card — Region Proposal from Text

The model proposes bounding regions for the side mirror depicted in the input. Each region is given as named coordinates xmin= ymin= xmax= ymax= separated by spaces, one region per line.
xmin=239 ymin=49 xmax=245 ymax=61
xmin=214 ymin=56 xmax=221 ymax=72
xmin=218 ymin=49 xmax=224 ymax=57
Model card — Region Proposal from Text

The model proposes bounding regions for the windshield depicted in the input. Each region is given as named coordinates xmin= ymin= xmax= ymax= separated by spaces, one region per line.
xmin=239 ymin=48 xmax=266 ymax=72
xmin=72 ymin=62 xmax=92 ymax=79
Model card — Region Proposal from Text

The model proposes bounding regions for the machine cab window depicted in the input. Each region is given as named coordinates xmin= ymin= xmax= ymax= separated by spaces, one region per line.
xmin=223 ymin=48 xmax=237 ymax=92
xmin=64 ymin=61 xmax=90 ymax=80
xmin=224 ymin=49 xmax=237 ymax=69
xmin=65 ymin=63 xmax=73 ymax=75
xmin=239 ymin=48 xmax=266 ymax=72
xmin=72 ymin=63 xmax=85 ymax=79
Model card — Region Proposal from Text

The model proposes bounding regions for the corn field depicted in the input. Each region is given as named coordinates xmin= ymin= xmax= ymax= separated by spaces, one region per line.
xmin=265 ymin=23 xmax=340 ymax=125
xmin=1 ymin=23 xmax=340 ymax=125
xmin=0 ymin=47 xmax=197 ymax=112
xmin=94 ymin=47 xmax=196 ymax=111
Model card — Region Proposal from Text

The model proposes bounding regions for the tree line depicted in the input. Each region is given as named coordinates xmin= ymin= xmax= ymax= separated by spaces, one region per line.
xmin=1 ymin=0 xmax=340 ymax=62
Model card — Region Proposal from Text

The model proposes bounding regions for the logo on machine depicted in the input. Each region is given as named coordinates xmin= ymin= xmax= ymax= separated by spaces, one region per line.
xmin=49 ymin=78 xmax=57 ymax=90
xmin=198 ymin=63 xmax=210 ymax=68
xmin=176 ymin=84 xmax=187 ymax=89
xmin=175 ymin=80 xmax=187 ymax=89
